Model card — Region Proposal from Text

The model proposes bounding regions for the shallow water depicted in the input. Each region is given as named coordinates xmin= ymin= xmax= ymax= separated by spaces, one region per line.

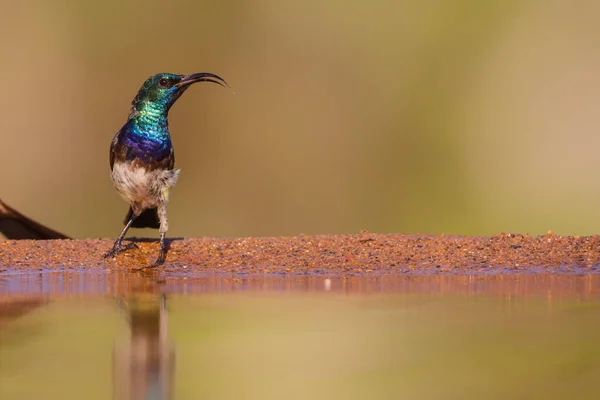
xmin=1 ymin=272 xmax=600 ymax=399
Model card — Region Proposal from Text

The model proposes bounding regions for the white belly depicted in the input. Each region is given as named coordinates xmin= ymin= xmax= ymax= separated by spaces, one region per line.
xmin=110 ymin=162 xmax=180 ymax=209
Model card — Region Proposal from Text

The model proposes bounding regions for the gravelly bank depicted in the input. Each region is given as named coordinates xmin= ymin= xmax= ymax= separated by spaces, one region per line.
xmin=2 ymin=232 xmax=600 ymax=276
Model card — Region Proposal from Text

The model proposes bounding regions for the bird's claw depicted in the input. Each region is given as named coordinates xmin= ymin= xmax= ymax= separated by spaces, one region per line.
xmin=103 ymin=242 xmax=138 ymax=259
xmin=134 ymin=261 xmax=162 ymax=271
xmin=133 ymin=252 xmax=166 ymax=271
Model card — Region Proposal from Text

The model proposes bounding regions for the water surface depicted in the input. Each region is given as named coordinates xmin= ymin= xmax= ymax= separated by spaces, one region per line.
xmin=1 ymin=272 xmax=600 ymax=399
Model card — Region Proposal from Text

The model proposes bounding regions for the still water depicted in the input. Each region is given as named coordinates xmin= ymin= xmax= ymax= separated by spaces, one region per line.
xmin=1 ymin=272 xmax=600 ymax=400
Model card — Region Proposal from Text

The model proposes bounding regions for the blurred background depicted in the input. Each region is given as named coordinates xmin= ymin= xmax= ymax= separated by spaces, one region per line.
xmin=2 ymin=0 xmax=600 ymax=240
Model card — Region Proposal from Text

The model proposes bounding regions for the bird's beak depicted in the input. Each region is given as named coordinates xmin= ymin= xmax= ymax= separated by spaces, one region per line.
xmin=176 ymin=72 xmax=228 ymax=89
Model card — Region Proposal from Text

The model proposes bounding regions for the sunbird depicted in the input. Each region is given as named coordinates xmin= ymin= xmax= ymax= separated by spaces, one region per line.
xmin=104 ymin=72 xmax=227 ymax=268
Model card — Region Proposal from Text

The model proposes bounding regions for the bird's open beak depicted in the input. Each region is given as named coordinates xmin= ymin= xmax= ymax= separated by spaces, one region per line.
xmin=176 ymin=72 xmax=228 ymax=89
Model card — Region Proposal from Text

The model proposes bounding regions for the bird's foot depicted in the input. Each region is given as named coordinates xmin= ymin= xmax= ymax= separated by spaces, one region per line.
xmin=103 ymin=242 xmax=138 ymax=259
xmin=133 ymin=252 xmax=166 ymax=272
xmin=134 ymin=260 xmax=163 ymax=271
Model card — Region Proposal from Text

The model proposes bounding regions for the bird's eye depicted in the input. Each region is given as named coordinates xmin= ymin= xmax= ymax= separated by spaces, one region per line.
xmin=158 ymin=78 xmax=171 ymax=88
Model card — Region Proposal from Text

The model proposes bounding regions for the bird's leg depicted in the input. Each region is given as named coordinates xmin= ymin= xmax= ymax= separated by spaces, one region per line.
xmin=103 ymin=212 xmax=139 ymax=258
xmin=154 ymin=202 xmax=169 ymax=266
xmin=156 ymin=232 xmax=167 ymax=264
xmin=136 ymin=203 xmax=168 ymax=270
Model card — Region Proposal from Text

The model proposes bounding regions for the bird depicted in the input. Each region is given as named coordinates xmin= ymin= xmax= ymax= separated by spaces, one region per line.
xmin=104 ymin=72 xmax=227 ymax=268
xmin=0 ymin=197 xmax=70 ymax=240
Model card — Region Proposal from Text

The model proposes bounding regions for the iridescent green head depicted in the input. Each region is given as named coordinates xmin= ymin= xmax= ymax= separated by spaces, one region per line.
xmin=129 ymin=72 xmax=227 ymax=118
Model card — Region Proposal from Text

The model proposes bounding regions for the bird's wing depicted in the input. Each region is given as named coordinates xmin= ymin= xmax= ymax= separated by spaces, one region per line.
xmin=0 ymin=198 xmax=70 ymax=239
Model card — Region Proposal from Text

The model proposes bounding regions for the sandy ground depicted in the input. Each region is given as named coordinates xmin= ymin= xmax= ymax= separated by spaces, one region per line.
xmin=2 ymin=232 xmax=600 ymax=275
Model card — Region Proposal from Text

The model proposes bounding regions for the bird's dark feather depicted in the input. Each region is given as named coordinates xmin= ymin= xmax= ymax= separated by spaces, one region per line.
xmin=0 ymin=198 xmax=70 ymax=239
xmin=124 ymin=207 xmax=160 ymax=229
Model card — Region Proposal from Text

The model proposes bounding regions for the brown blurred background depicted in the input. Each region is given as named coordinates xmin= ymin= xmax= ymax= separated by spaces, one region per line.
xmin=2 ymin=1 xmax=600 ymax=240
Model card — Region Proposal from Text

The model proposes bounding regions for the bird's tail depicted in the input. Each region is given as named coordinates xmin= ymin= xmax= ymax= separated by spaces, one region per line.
xmin=124 ymin=207 xmax=160 ymax=229
xmin=0 ymin=198 xmax=70 ymax=239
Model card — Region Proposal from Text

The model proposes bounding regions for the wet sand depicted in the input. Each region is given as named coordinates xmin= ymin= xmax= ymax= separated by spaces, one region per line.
xmin=1 ymin=231 xmax=600 ymax=275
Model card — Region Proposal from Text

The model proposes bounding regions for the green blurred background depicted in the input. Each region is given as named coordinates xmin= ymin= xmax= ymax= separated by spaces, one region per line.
xmin=2 ymin=0 xmax=600 ymax=239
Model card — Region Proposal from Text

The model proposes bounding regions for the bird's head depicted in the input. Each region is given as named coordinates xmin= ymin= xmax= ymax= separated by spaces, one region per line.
xmin=129 ymin=72 xmax=227 ymax=118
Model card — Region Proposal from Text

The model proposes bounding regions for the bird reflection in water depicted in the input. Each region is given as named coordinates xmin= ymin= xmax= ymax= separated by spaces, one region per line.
xmin=113 ymin=293 xmax=175 ymax=400
xmin=0 ymin=297 xmax=48 ymax=328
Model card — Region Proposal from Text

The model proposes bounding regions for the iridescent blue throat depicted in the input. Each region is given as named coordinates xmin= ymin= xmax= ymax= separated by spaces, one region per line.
xmin=129 ymin=100 xmax=171 ymax=141
xmin=122 ymin=102 xmax=173 ymax=161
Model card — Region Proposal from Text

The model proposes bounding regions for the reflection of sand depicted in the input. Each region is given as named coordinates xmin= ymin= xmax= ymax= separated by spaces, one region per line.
xmin=2 ymin=272 xmax=600 ymax=300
